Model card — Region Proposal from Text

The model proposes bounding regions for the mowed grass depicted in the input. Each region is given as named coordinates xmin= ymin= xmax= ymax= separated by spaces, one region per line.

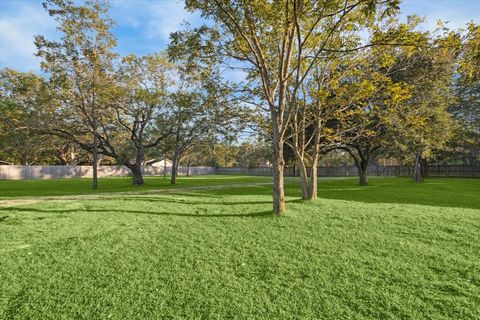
xmin=1 ymin=176 xmax=479 ymax=319
xmin=0 ymin=175 xmax=272 ymax=199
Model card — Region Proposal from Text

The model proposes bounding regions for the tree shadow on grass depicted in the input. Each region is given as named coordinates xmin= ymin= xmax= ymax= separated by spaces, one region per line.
xmin=0 ymin=207 xmax=275 ymax=219
xmin=3 ymin=177 xmax=478 ymax=211
xmin=129 ymin=196 xmax=274 ymax=206
xmin=315 ymin=179 xmax=480 ymax=210
xmin=198 ymin=177 xmax=480 ymax=210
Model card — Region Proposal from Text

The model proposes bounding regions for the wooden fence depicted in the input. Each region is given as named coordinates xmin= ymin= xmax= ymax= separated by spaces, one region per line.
xmin=216 ymin=165 xmax=480 ymax=178
xmin=316 ymin=164 xmax=480 ymax=178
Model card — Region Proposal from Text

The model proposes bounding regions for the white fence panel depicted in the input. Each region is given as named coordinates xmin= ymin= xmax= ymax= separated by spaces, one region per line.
xmin=0 ymin=165 xmax=478 ymax=180
xmin=0 ymin=165 xmax=215 ymax=180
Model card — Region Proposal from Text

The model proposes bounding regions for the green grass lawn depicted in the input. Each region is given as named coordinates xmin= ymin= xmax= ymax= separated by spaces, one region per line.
xmin=0 ymin=175 xmax=272 ymax=199
xmin=1 ymin=176 xmax=479 ymax=319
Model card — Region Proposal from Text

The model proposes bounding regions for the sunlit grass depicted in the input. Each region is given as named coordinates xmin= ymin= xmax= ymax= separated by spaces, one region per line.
xmin=1 ymin=176 xmax=479 ymax=319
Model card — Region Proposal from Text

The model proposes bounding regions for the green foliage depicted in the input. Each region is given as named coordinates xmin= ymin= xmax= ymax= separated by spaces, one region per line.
xmin=34 ymin=0 xmax=118 ymax=154
xmin=105 ymin=53 xmax=173 ymax=166
xmin=447 ymin=23 xmax=480 ymax=164
xmin=382 ymin=25 xmax=459 ymax=163
xmin=0 ymin=68 xmax=61 ymax=164
xmin=236 ymin=141 xmax=272 ymax=167
xmin=177 ymin=0 xmax=401 ymax=212
xmin=212 ymin=143 xmax=239 ymax=167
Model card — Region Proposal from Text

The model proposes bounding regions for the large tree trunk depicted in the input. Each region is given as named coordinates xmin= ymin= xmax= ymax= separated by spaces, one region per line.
xmin=128 ymin=146 xmax=145 ymax=186
xmin=420 ymin=157 xmax=428 ymax=178
xmin=129 ymin=163 xmax=144 ymax=186
xmin=272 ymin=128 xmax=286 ymax=215
xmin=357 ymin=158 xmax=369 ymax=186
xmin=347 ymin=146 xmax=370 ymax=186
xmin=171 ymin=166 xmax=177 ymax=184
xmin=414 ymin=150 xmax=423 ymax=183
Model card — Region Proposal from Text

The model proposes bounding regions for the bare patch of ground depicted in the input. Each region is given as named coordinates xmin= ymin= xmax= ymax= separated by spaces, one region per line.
xmin=0 ymin=199 xmax=42 ymax=208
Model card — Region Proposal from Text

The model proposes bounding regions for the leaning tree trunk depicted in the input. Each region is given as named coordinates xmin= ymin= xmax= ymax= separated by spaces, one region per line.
xmin=414 ymin=150 xmax=423 ymax=183
xmin=291 ymin=107 xmax=309 ymax=200
xmin=291 ymin=127 xmax=309 ymax=200
xmin=272 ymin=128 xmax=286 ymax=215
xmin=294 ymin=155 xmax=310 ymax=200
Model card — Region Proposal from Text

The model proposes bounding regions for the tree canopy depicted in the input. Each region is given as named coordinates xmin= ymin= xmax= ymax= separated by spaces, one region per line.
xmin=0 ymin=0 xmax=478 ymax=213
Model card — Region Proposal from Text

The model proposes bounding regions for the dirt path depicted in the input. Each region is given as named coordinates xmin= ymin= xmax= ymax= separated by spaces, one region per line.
xmin=0 ymin=182 xmax=273 ymax=207
xmin=0 ymin=199 xmax=43 ymax=208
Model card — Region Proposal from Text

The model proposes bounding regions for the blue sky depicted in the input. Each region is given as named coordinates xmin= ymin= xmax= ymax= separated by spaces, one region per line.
xmin=0 ymin=0 xmax=479 ymax=73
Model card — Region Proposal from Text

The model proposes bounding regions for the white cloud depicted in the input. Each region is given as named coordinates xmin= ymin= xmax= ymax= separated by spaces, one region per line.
xmin=0 ymin=2 xmax=57 ymax=72
xmin=108 ymin=0 xmax=206 ymax=57
xmin=4 ymin=0 xmax=474 ymax=74
xmin=146 ymin=1 xmax=191 ymax=40
xmin=111 ymin=0 xmax=201 ymax=41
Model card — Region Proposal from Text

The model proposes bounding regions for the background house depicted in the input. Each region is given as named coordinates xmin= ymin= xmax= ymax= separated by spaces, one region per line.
xmin=148 ymin=158 xmax=173 ymax=167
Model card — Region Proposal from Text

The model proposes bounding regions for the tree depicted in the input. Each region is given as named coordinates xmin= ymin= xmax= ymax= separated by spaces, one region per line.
xmin=285 ymin=60 xmax=343 ymax=198
xmin=176 ymin=0 xmax=398 ymax=214
xmin=213 ymin=143 xmax=239 ymax=167
xmin=102 ymin=53 xmax=172 ymax=186
xmin=386 ymin=27 xmax=458 ymax=182
xmin=0 ymin=68 xmax=59 ymax=165
xmin=166 ymin=90 xmax=212 ymax=184
xmin=286 ymin=16 xmax=432 ymax=193
xmin=332 ymin=43 xmax=412 ymax=186
xmin=35 ymin=0 xmax=117 ymax=189
xmin=166 ymin=74 xmax=241 ymax=184
xmin=237 ymin=140 xmax=272 ymax=168
xmin=448 ymin=23 xmax=480 ymax=165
